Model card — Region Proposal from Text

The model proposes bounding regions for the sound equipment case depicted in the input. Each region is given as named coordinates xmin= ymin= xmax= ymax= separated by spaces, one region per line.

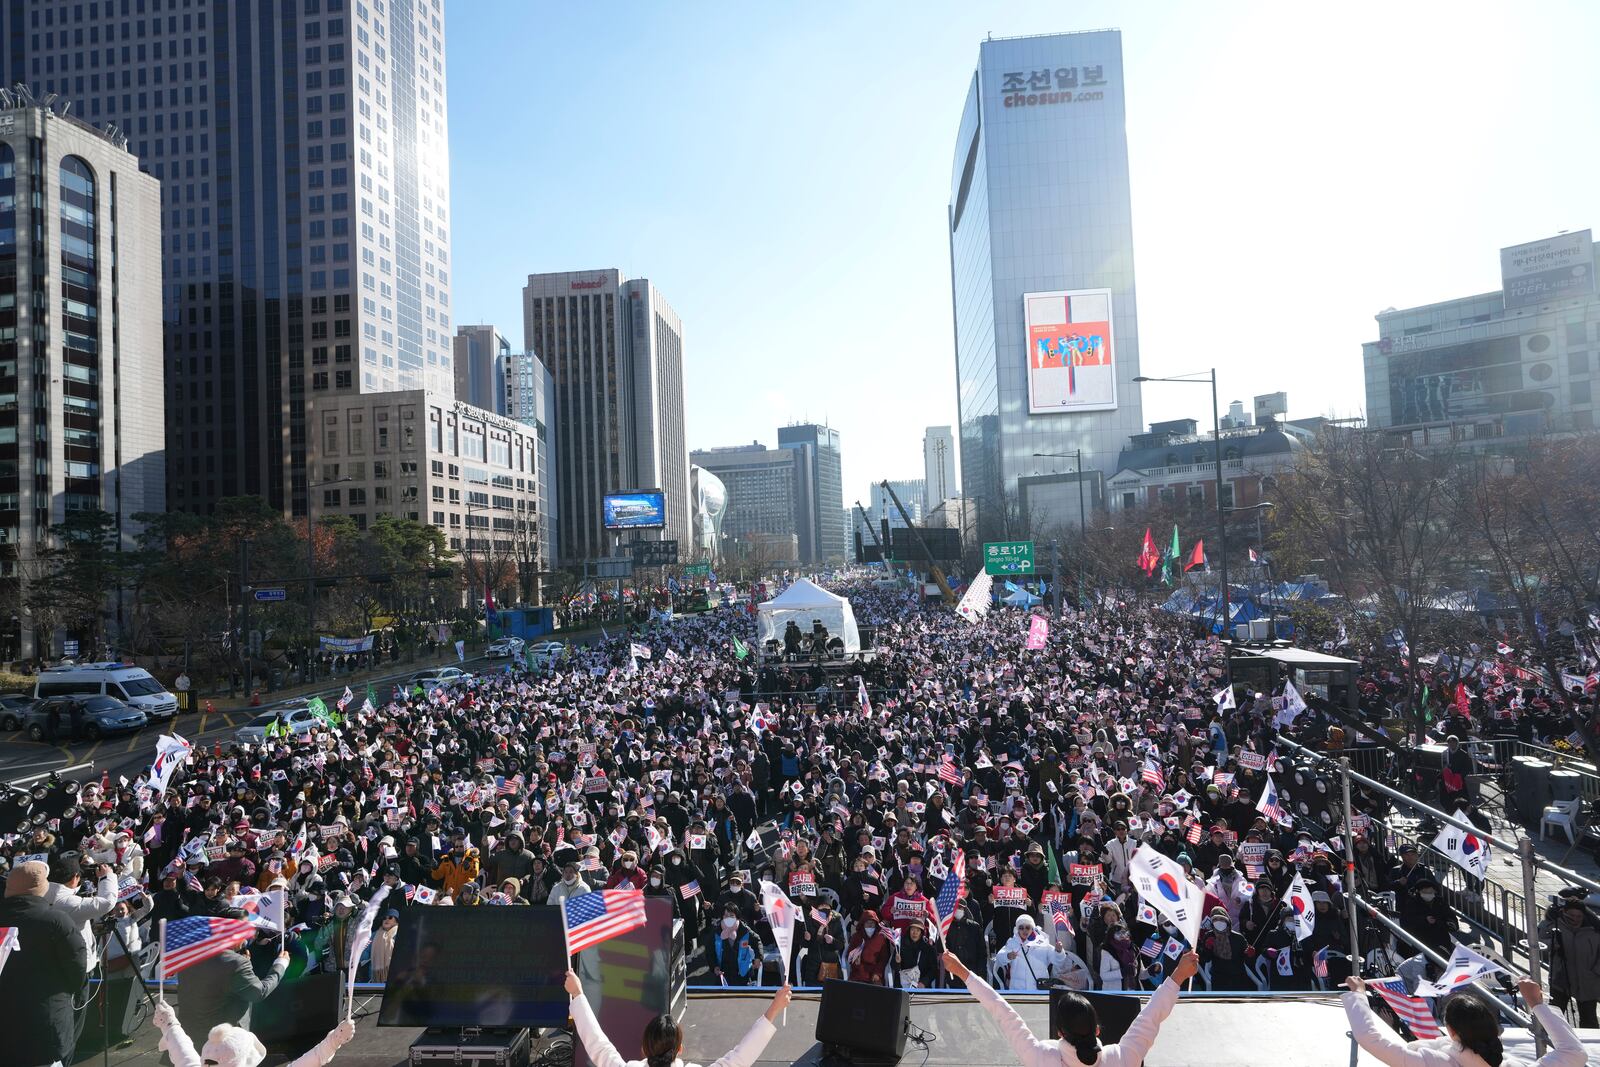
xmin=409 ymin=1027 xmax=532 ymax=1067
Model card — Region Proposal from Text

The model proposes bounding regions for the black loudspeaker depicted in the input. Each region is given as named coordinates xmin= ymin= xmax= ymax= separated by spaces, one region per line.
xmin=1052 ymin=988 xmax=1143 ymax=1044
xmin=816 ymin=979 xmax=910 ymax=1061
xmin=252 ymin=971 xmax=340 ymax=1054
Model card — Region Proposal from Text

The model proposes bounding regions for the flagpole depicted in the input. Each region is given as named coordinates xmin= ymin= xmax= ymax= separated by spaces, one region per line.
xmin=157 ymin=918 xmax=167 ymax=1002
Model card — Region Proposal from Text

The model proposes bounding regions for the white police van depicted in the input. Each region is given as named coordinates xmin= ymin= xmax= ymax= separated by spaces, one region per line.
xmin=32 ymin=663 xmax=180 ymax=720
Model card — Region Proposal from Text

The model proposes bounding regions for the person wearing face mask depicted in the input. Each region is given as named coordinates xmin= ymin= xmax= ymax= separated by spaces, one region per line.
xmin=548 ymin=860 xmax=591 ymax=906
xmin=1199 ymin=906 xmax=1250 ymax=991
xmin=1091 ymin=906 xmax=1138 ymax=991
xmin=718 ymin=873 xmax=759 ymax=927
xmin=802 ymin=899 xmax=845 ymax=981
xmin=884 ymin=873 xmax=930 ymax=935
xmin=703 ymin=903 xmax=761 ymax=987
xmin=999 ymin=916 xmax=1086 ymax=992
xmin=1400 ymin=877 xmax=1457 ymax=960
xmin=605 ymin=850 xmax=648 ymax=891
xmin=1204 ymin=853 xmax=1250 ymax=925
xmin=895 ymin=918 xmax=941 ymax=989
xmin=430 ymin=840 xmax=480 ymax=899
xmin=846 ymin=909 xmax=892 ymax=985
xmin=642 ymin=864 xmax=681 ymax=921
xmin=1540 ymin=897 xmax=1600 ymax=1028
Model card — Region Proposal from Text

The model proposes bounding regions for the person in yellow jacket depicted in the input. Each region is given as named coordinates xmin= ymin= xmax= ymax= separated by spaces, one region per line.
xmin=430 ymin=842 xmax=479 ymax=898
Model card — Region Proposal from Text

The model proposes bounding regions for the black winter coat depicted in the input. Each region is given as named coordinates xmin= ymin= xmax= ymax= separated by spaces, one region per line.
xmin=0 ymin=895 xmax=88 ymax=1067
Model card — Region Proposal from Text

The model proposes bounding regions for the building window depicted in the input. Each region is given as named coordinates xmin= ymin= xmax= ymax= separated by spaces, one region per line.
xmin=1572 ymin=380 xmax=1592 ymax=406
xmin=1566 ymin=322 xmax=1588 ymax=346
xmin=1570 ymin=350 xmax=1589 ymax=377
xmin=1219 ymin=483 xmax=1235 ymax=509
xmin=323 ymin=489 xmax=341 ymax=507
xmin=1187 ymin=485 xmax=1205 ymax=509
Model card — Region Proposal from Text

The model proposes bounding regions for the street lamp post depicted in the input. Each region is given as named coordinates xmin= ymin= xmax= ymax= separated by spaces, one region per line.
xmin=1032 ymin=450 xmax=1087 ymax=611
xmin=1133 ymin=369 xmax=1232 ymax=662
xmin=304 ymin=477 xmax=353 ymax=685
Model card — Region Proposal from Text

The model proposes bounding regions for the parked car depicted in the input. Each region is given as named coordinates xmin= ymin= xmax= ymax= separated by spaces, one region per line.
xmin=409 ymin=666 xmax=471 ymax=690
xmin=235 ymin=703 xmax=320 ymax=744
xmin=487 ymin=637 xmax=525 ymax=659
xmin=32 ymin=662 xmax=179 ymax=720
xmin=527 ymin=641 xmax=564 ymax=668
xmin=24 ymin=695 xmax=148 ymax=742
xmin=0 ymin=692 xmax=37 ymax=731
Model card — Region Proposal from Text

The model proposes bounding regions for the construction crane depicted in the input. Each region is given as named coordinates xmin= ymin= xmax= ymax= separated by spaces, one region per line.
xmin=854 ymin=501 xmax=892 ymax=572
xmin=878 ymin=480 xmax=956 ymax=605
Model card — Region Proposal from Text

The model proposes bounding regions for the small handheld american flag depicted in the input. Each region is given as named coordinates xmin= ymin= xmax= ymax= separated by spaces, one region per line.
xmin=1140 ymin=760 xmax=1165 ymax=793
xmin=160 ymin=915 xmax=257 ymax=976
xmin=930 ymin=849 xmax=966 ymax=939
xmin=1368 ymin=977 xmax=1441 ymax=1039
xmin=936 ymin=755 xmax=965 ymax=788
xmin=0 ymin=926 xmax=18 ymax=978
xmin=561 ymin=890 xmax=647 ymax=955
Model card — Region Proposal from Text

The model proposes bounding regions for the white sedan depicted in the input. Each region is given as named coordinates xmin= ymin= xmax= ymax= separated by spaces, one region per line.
xmin=236 ymin=704 xmax=320 ymax=744
xmin=487 ymin=637 xmax=525 ymax=659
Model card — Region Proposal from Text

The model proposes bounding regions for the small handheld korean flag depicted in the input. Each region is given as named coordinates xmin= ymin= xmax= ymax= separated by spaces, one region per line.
xmin=1129 ymin=845 xmax=1202 ymax=948
xmin=1413 ymin=942 xmax=1507 ymax=997
xmin=1214 ymin=685 xmax=1236 ymax=712
xmin=760 ymin=881 xmax=797 ymax=985
xmin=1433 ymin=811 xmax=1492 ymax=880
xmin=1275 ymin=681 xmax=1308 ymax=727
xmin=1284 ymin=873 xmax=1315 ymax=942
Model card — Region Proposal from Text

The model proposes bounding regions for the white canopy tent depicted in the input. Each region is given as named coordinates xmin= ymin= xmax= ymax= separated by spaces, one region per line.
xmin=756 ymin=578 xmax=861 ymax=655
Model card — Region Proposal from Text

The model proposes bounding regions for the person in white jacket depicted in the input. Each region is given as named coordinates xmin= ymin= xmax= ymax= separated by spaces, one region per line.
xmin=1342 ymin=975 xmax=1586 ymax=1067
xmin=565 ymin=969 xmax=789 ymax=1067
xmin=152 ymin=999 xmax=356 ymax=1067
xmin=44 ymin=855 xmax=118 ymax=970
xmin=998 ymin=915 xmax=1090 ymax=992
xmin=944 ymin=949 xmax=1198 ymax=1067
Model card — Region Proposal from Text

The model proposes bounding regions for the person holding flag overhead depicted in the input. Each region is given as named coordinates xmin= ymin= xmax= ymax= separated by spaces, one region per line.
xmin=944 ymin=946 xmax=1197 ymax=1067
xmin=1344 ymin=974 xmax=1584 ymax=1067
xmin=564 ymin=967 xmax=789 ymax=1067
xmin=160 ymin=910 xmax=289 ymax=1050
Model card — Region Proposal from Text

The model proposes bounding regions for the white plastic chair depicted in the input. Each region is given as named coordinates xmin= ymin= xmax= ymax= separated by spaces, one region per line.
xmin=1541 ymin=797 xmax=1582 ymax=844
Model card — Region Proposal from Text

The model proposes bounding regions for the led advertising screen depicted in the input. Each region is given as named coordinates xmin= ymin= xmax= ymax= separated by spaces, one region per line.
xmin=603 ymin=490 xmax=667 ymax=530
xmin=1025 ymin=289 xmax=1117 ymax=415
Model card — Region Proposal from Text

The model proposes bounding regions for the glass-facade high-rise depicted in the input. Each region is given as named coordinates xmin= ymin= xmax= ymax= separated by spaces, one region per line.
xmin=776 ymin=422 xmax=844 ymax=563
xmin=0 ymin=0 xmax=456 ymax=517
xmin=948 ymin=31 xmax=1145 ymax=543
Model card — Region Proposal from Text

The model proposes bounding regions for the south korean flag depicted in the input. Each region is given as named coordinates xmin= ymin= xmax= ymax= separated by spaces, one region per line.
xmin=1433 ymin=810 xmax=1492 ymax=879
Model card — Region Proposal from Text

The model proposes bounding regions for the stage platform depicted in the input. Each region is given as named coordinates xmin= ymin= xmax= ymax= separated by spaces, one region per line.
xmin=76 ymin=988 xmax=1592 ymax=1067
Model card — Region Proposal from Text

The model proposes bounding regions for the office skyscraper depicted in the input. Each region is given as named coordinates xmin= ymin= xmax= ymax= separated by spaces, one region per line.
xmin=0 ymin=94 xmax=165 ymax=660
xmin=523 ymin=269 xmax=688 ymax=563
xmin=948 ymin=31 xmax=1144 ymax=542
xmin=923 ymin=425 xmax=957 ymax=513
xmin=453 ymin=323 xmax=509 ymax=414
xmin=776 ymin=422 xmax=844 ymax=563
xmin=0 ymin=0 xmax=457 ymax=517
xmin=690 ymin=442 xmax=808 ymax=562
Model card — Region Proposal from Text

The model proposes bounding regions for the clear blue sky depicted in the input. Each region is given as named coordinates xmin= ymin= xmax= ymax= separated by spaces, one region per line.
xmin=446 ymin=1 xmax=1600 ymax=507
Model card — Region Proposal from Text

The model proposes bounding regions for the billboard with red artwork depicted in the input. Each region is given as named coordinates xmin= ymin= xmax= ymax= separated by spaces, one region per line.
xmin=1024 ymin=288 xmax=1117 ymax=414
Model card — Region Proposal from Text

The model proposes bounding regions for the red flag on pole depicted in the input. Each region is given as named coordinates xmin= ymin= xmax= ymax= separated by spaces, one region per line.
xmin=1454 ymin=682 xmax=1471 ymax=717
xmin=1137 ymin=528 xmax=1158 ymax=575
xmin=1184 ymin=539 xmax=1207 ymax=572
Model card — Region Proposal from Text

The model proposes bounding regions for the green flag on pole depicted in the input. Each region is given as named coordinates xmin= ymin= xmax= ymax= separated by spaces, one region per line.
xmin=308 ymin=696 xmax=333 ymax=726
xmin=1046 ymin=842 xmax=1062 ymax=886
xmin=364 ymin=683 xmax=378 ymax=713
xmin=733 ymin=637 xmax=749 ymax=661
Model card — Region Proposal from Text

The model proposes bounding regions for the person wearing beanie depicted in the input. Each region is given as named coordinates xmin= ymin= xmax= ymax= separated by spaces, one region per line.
xmin=0 ymin=860 xmax=89 ymax=1067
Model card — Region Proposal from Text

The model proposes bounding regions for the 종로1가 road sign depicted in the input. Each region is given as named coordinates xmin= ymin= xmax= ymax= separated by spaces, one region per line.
xmin=253 ymin=587 xmax=288 ymax=602
xmin=983 ymin=540 xmax=1035 ymax=576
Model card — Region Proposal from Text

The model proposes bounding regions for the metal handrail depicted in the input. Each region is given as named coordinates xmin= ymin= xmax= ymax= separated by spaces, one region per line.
xmin=1350 ymin=892 xmax=1533 ymax=1028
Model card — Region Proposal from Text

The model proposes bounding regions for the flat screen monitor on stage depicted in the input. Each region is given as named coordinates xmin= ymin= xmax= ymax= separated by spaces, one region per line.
xmin=377 ymin=906 xmax=569 ymax=1029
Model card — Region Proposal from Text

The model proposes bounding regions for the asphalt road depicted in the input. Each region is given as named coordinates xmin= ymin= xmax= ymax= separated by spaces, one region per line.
xmin=0 ymin=652 xmax=510 ymax=786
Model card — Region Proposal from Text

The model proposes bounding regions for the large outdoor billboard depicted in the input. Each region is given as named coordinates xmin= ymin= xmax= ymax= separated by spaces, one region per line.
xmin=603 ymin=490 xmax=667 ymax=531
xmin=1025 ymin=289 xmax=1117 ymax=415
xmin=1500 ymin=230 xmax=1594 ymax=310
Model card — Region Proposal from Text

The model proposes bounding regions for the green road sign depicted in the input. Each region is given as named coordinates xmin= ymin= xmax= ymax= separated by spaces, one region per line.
xmin=983 ymin=540 xmax=1036 ymax=576
xmin=684 ymin=562 xmax=711 ymax=578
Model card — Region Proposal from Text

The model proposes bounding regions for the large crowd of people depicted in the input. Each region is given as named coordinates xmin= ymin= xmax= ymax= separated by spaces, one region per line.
xmin=1 ymin=572 xmax=1598 ymax=1065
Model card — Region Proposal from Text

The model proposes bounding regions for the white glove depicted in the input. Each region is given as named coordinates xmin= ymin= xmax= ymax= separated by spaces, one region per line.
xmin=332 ymin=1020 xmax=356 ymax=1047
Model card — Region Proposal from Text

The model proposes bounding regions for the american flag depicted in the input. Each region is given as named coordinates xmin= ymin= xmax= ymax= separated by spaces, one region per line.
xmin=1369 ymin=977 xmax=1442 ymax=1039
xmin=679 ymin=879 xmax=702 ymax=900
xmin=1045 ymin=895 xmax=1075 ymax=936
xmin=161 ymin=915 xmax=258 ymax=976
xmin=1140 ymin=760 xmax=1165 ymax=793
xmin=562 ymin=890 xmax=648 ymax=955
xmin=1185 ymin=821 xmax=1203 ymax=845
xmin=1312 ymin=946 xmax=1329 ymax=978
xmin=1139 ymin=936 xmax=1163 ymax=959
xmin=936 ymin=755 xmax=965 ymax=788
xmin=930 ymin=849 xmax=966 ymax=939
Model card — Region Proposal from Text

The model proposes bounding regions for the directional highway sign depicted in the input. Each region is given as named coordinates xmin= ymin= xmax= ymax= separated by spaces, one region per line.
xmin=253 ymin=587 xmax=288 ymax=602
xmin=983 ymin=540 xmax=1036 ymax=576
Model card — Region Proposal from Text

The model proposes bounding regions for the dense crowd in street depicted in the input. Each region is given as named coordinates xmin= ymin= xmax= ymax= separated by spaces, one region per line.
xmin=1 ymin=573 xmax=1599 ymax=1067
